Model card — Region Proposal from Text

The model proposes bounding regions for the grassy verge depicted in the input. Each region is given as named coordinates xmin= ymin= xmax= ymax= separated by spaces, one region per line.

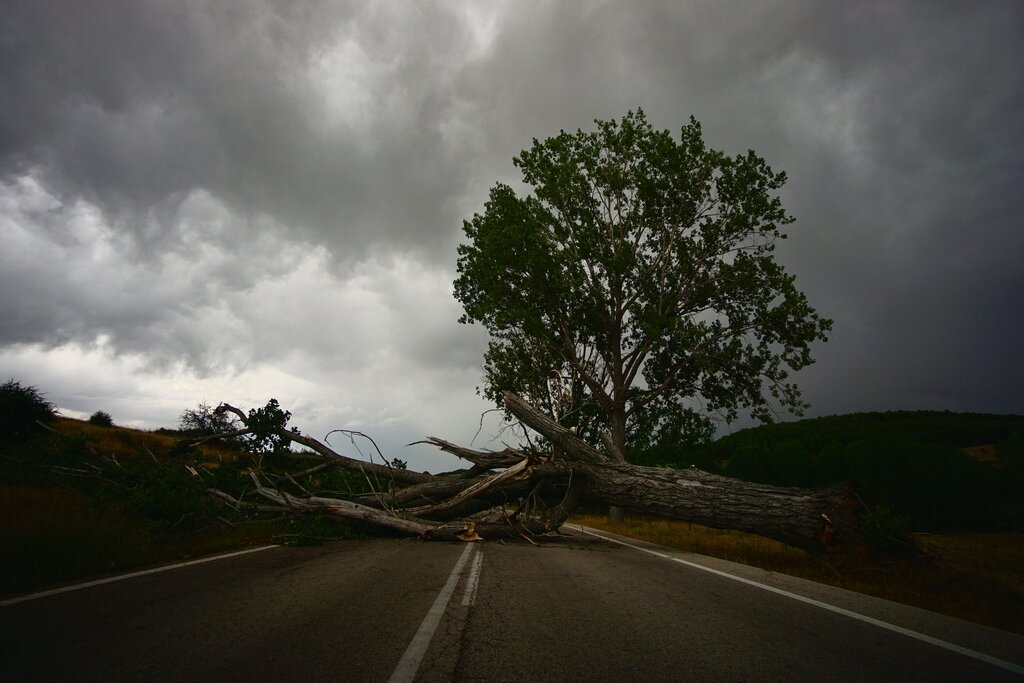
xmin=0 ymin=419 xmax=386 ymax=597
xmin=0 ymin=483 xmax=379 ymax=595
xmin=571 ymin=513 xmax=1024 ymax=635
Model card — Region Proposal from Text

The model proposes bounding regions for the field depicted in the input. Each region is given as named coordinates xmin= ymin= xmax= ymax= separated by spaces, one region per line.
xmin=572 ymin=512 xmax=1024 ymax=635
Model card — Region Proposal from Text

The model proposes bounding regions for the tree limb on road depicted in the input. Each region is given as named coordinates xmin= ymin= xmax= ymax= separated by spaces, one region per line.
xmin=203 ymin=394 xmax=856 ymax=552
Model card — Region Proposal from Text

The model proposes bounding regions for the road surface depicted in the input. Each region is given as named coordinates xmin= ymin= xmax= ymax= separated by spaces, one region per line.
xmin=2 ymin=528 xmax=1022 ymax=681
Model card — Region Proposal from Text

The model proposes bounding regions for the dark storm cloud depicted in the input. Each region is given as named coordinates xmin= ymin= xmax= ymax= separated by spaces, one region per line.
xmin=447 ymin=1 xmax=1024 ymax=416
xmin=1 ymin=0 xmax=1022 ymax=433
xmin=763 ymin=2 xmax=1024 ymax=415
xmin=0 ymin=0 xmax=487 ymax=259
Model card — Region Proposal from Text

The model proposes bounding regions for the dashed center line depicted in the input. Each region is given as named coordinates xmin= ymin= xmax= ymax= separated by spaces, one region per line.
xmin=388 ymin=542 xmax=479 ymax=683
xmin=461 ymin=547 xmax=483 ymax=607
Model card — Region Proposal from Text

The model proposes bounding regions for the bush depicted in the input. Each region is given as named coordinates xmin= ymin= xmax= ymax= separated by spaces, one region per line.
xmin=88 ymin=411 xmax=114 ymax=427
xmin=0 ymin=380 xmax=57 ymax=439
xmin=179 ymin=402 xmax=236 ymax=435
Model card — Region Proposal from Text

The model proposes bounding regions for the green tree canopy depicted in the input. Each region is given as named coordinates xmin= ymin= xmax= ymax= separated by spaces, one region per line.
xmin=455 ymin=110 xmax=831 ymax=459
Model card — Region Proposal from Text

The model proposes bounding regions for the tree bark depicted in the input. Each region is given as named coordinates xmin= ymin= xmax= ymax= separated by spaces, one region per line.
xmin=500 ymin=391 xmax=856 ymax=552
xmin=576 ymin=463 xmax=848 ymax=550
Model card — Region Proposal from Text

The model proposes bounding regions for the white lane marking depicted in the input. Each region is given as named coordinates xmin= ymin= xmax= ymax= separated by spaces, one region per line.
xmin=388 ymin=543 xmax=477 ymax=683
xmin=461 ymin=548 xmax=483 ymax=607
xmin=578 ymin=527 xmax=1024 ymax=676
xmin=0 ymin=545 xmax=279 ymax=608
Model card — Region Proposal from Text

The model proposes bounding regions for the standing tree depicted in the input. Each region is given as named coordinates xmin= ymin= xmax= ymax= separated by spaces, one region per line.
xmin=455 ymin=110 xmax=831 ymax=460
xmin=88 ymin=411 xmax=114 ymax=427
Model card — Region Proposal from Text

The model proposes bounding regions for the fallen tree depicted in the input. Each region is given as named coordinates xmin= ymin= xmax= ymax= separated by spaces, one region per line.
xmin=204 ymin=393 xmax=857 ymax=552
xmin=196 ymin=113 xmax=855 ymax=550
xmin=194 ymin=112 xmax=856 ymax=550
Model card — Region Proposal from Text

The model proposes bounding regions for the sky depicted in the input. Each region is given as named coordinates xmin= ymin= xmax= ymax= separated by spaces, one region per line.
xmin=2 ymin=1 xmax=1022 ymax=472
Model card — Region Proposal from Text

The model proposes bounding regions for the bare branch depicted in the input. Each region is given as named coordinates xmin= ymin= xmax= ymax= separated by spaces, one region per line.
xmin=248 ymin=472 xmax=433 ymax=536
xmin=188 ymin=428 xmax=252 ymax=447
xmin=405 ymin=458 xmax=534 ymax=517
xmin=215 ymin=402 xmax=433 ymax=485
xmin=599 ymin=429 xmax=626 ymax=462
xmin=409 ymin=437 xmax=528 ymax=469
xmin=503 ymin=392 xmax=609 ymax=465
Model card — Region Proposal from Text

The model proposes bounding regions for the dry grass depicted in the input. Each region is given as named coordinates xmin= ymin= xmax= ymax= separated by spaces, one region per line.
xmin=574 ymin=513 xmax=812 ymax=573
xmin=54 ymin=417 xmax=175 ymax=458
xmin=962 ymin=444 xmax=999 ymax=465
xmin=572 ymin=513 xmax=1024 ymax=635
xmin=52 ymin=417 xmax=241 ymax=462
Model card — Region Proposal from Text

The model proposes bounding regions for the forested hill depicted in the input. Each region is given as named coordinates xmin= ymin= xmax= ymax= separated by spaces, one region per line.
xmin=634 ymin=411 xmax=1024 ymax=531
xmin=705 ymin=411 xmax=1023 ymax=462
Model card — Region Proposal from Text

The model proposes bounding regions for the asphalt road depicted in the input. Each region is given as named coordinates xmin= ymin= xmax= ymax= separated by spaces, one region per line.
xmin=2 ymin=529 xmax=1022 ymax=682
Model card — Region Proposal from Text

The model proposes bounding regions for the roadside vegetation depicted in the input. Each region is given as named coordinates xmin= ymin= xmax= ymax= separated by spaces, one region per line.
xmin=0 ymin=383 xmax=391 ymax=596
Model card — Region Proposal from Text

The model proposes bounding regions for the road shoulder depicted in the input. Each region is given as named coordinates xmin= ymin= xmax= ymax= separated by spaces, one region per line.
xmin=569 ymin=523 xmax=1024 ymax=671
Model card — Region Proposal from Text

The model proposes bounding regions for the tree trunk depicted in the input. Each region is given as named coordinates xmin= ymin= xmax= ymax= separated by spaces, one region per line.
xmin=579 ymin=463 xmax=849 ymax=550
xmin=605 ymin=408 xmax=628 ymax=523
xmin=500 ymin=392 xmax=856 ymax=552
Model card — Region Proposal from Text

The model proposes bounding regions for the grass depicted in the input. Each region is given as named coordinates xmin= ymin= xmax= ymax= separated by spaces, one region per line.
xmin=962 ymin=444 xmax=999 ymax=465
xmin=0 ymin=419 xmax=377 ymax=596
xmin=572 ymin=512 xmax=1024 ymax=635
xmin=0 ymin=483 xmax=288 ymax=594
xmin=52 ymin=417 xmax=240 ymax=462
xmin=0 ymin=481 xmax=378 ymax=595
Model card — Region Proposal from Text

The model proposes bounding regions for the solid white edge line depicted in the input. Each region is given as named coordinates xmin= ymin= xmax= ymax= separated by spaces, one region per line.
xmin=578 ymin=527 xmax=1024 ymax=676
xmin=461 ymin=548 xmax=483 ymax=607
xmin=0 ymin=544 xmax=279 ymax=608
xmin=388 ymin=542 xmax=477 ymax=683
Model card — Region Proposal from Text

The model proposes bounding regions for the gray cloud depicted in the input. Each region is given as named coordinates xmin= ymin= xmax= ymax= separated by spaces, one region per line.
xmin=0 ymin=1 xmax=493 ymax=260
xmin=1 ymin=0 xmax=1022 ymax=459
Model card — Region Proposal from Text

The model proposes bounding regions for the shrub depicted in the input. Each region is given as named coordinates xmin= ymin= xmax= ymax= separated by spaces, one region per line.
xmin=88 ymin=411 xmax=114 ymax=427
xmin=0 ymin=380 xmax=57 ymax=438
xmin=179 ymin=402 xmax=236 ymax=435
